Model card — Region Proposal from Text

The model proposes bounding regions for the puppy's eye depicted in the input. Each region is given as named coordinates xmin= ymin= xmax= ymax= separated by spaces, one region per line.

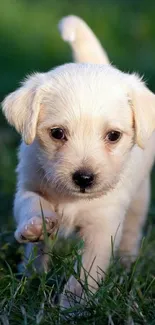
xmin=106 ymin=131 xmax=122 ymax=143
xmin=50 ymin=128 xmax=67 ymax=141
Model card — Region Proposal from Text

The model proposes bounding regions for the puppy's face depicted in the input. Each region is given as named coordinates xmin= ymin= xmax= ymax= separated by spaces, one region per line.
xmin=36 ymin=65 xmax=134 ymax=198
xmin=2 ymin=64 xmax=155 ymax=199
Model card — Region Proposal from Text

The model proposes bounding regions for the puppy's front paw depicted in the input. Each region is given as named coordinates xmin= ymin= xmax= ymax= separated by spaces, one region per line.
xmin=60 ymin=276 xmax=84 ymax=310
xmin=120 ymin=254 xmax=138 ymax=271
xmin=15 ymin=215 xmax=58 ymax=243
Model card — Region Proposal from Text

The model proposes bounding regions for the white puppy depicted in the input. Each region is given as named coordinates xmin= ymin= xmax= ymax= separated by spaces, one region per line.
xmin=2 ymin=16 xmax=155 ymax=308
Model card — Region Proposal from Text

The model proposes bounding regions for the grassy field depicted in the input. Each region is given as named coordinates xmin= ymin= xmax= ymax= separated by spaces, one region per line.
xmin=1 ymin=1 xmax=155 ymax=324
xmin=0 ymin=227 xmax=155 ymax=324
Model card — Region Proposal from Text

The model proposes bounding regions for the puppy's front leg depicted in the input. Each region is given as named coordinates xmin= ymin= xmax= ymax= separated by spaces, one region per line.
xmin=61 ymin=215 xmax=122 ymax=308
xmin=119 ymin=176 xmax=150 ymax=267
xmin=14 ymin=190 xmax=58 ymax=243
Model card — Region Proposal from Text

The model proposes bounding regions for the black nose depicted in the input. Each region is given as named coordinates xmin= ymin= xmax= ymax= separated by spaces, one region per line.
xmin=72 ymin=170 xmax=94 ymax=189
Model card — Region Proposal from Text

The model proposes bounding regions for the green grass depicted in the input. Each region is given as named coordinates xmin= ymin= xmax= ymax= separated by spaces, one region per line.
xmin=0 ymin=222 xmax=155 ymax=324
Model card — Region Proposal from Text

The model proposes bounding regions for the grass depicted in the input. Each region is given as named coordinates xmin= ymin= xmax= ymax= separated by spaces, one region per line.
xmin=0 ymin=219 xmax=155 ymax=324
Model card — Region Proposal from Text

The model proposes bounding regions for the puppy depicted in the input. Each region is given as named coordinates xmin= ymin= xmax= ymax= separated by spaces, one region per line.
xmin=2 ymin=16 xmax=155 ymax=308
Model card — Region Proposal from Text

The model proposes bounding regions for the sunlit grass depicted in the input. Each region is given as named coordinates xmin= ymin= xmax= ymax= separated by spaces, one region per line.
xmin=0 ymin=223 xmax=155 ymax=324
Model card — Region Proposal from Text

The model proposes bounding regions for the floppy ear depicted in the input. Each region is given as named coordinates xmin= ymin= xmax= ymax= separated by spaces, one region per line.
xmin=2 ymin=73 xmax=45 ymax=144
xmin=128 ymin=74 xmax=155 ymax=149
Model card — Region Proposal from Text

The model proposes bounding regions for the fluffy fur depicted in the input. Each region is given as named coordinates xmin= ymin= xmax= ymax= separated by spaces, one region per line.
xmin=2 ymin=16 xmax=155 ymax=308
xmin=58 ymin=15 xmax=110 ymax=64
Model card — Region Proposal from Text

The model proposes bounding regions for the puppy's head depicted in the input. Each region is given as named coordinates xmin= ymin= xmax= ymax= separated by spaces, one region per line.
xmin=2 ymin=64 xmax=155 ymax=198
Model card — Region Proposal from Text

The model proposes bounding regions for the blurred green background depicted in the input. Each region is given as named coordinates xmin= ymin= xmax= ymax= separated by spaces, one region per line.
xmin=1 ymin=0 xmax=155 ymax=231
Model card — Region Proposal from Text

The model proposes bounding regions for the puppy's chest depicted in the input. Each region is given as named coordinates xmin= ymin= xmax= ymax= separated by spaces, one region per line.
xmin=53 ymin=198 xmax=104 ymax=230
xmin=54 ymin=200 xmax=84 ymax=226
xmin=42 ymin=190 xmax=85 ymax=226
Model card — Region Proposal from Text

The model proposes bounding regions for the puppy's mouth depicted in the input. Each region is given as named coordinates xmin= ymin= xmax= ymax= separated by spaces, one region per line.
xmin=80 ymin=188 xmax=86 ymax=194
xmin=72 ymin=187 xmax=105 ymax=198
xmin=71 ymin=181 xmax=116 ymax=198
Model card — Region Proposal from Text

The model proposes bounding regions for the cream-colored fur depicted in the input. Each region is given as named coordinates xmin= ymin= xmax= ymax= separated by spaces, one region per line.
xmin=58 ymin=15 xmax=110 ymax=64
xmin=2 ymin=16 xmax=155 ymax=308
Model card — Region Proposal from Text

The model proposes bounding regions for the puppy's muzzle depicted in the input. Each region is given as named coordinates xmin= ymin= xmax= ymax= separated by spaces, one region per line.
xmin=72 ymin=169 xmax=94 ymax=192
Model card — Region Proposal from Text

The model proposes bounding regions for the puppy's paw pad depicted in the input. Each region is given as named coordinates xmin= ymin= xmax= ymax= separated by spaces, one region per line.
xmin=15 ymin=216 xmax=58 ymax=243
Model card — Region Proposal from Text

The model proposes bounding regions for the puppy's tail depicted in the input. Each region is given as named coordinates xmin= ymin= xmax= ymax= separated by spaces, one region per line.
xmin=58 ymin=15 xmax=110 ymax=64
